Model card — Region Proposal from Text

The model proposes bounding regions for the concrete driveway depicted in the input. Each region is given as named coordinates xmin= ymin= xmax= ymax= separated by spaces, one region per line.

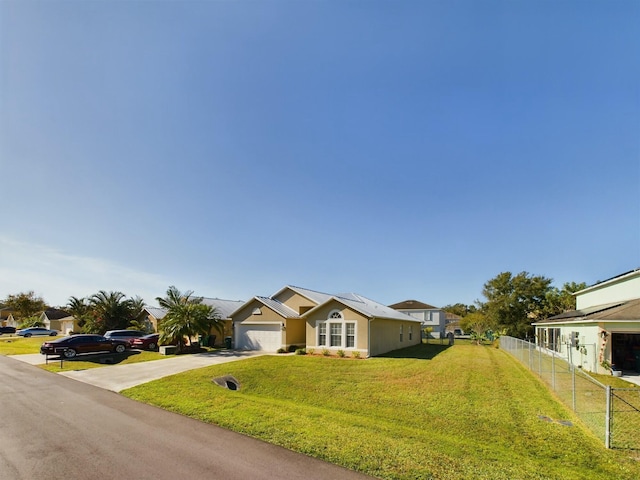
xmin=9 ymin=350 xmax=265 ymax=392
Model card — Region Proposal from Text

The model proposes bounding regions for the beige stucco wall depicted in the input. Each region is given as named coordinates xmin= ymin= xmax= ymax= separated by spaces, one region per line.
xmin=369 ymin=318 xmax=422 ymax=356
xmin=305 ymin=303 xmax=369 ymax=355
xmin=284 ymin=318 xmax=306 ymax=348
xmin=233 ymin=300 xmax=284 ymax=325
xmin=273 ymin=288 xmax=317 ymax=314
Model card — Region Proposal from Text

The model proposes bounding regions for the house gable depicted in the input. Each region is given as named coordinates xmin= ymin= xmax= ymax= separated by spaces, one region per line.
xmin=271 ymin=285 xmax=329 ymax=315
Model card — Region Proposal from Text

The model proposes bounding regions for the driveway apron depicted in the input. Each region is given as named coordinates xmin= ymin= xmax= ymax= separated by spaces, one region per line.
xmin=11 ymin=350 xmax=264 ymax=392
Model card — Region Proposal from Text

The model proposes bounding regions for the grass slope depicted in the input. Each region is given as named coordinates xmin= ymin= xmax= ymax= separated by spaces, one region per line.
xmin=0 ymin=335 xmax=62 ymax=355
xmin=123 ymin=343 xmax=640 ymax=480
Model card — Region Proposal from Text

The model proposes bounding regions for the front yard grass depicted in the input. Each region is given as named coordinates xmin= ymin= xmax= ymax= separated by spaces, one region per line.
xmin=39 ymin=350 xmax=167 ymax=372
xmin=122 ymin=343 xmax=640 ymax=480
xmin=0 ymin=335 xmax=63 ymax=355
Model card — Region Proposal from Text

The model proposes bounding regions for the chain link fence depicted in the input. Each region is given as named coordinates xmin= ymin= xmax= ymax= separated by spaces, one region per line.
xmin=501 ymin=335 xmax=640 ymax=449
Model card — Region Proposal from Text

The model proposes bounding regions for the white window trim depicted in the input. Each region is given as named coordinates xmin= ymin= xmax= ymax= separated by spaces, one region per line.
xmin=315 ymin=318 xmax=357 ymax=350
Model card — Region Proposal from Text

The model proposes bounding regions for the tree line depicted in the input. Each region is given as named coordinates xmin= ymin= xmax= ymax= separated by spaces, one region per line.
xmin=1 ymin=287 xmax=224 ymax=352
xmin=442 ymin=271 xmax=587 ymax=341
xmin=1 ymin=271 xmax=587 ymax=345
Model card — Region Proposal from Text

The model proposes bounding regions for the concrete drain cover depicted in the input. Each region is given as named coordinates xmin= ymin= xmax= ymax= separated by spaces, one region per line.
xmin=212 ymin=375 xmax=240 ymax=391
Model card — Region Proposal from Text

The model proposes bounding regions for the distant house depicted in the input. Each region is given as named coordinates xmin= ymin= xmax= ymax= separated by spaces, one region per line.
xmin=444 ymin=312 xmax=464 ymax=335
xmin=388 ymin=300 xmax=448 ymax=338
xmin=1 ymin=307 xmax=15 ymax=327
xmin=230 ymin=285 xmax=421 ymax=357
xmin=532 ymin=268 xmax=640 ymax=374
xmin=145 ymin=297 xmax=244 ymax=346
xmin=39 ymin=308 xmax=80 ymax=335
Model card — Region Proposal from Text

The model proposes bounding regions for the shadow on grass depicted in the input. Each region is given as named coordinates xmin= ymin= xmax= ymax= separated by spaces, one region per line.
xmin=378 ymin=342 xmax=451 ymax=360
xmin=47 ymin=350 xmax=142 ymax=365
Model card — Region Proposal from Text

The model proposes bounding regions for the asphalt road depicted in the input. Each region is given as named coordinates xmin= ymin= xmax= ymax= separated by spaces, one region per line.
xmin=0 ymin=356 xmax=373 ymax=479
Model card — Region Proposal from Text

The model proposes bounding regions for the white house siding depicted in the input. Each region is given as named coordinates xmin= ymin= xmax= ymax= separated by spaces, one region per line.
xmin=577 ymin=271 xmax=640 ymax=309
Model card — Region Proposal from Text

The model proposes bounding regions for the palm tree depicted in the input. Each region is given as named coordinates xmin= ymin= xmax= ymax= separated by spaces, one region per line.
xmin=66 ymin=296 xmax=90 ymax=330
xmin=87 ymin=290 xmax=138 ymax=334
xmin=156 ymin=286 xmax=222 ymax=352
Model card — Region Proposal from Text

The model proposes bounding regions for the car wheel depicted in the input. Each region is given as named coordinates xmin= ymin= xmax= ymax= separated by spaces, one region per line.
xmin=147 ymin=342 xmax=157 ymax=351
xmin=63 ymin=349 xmax=77 ymax=359
xmin=49 ymin=332 xmax=56 ymax=336
xmin=24 ymin=333 xmax=32 ymax=337
xmin=114 ymin=344 xmax=126 ymax=353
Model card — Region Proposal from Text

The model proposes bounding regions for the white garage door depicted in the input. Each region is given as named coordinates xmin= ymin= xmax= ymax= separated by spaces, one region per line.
xmin=236 ymin=324 xmax=281 ymax=351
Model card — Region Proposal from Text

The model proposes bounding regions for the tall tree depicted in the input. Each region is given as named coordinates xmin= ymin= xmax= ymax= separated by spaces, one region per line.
xmin=481 ymin=271 xmax=553 ymax=339
xmin=3 ymin=291 xmax=47 ymax=320
xmin=543 ymin=282 xmax=588 ymax=317
xmin=441 ymin=303 xmax=478 ymax=317
xmin=156 ymin=286 xmax=222 ymax=352
xmin=85 ymin=290 xmax=142 ymax=334
xmin=66 ymin=296 xmax=91 ymax=330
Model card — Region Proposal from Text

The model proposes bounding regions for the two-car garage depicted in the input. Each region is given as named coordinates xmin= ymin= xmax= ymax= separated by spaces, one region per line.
xmin=235 ymin=324 xmax=282 ymax=352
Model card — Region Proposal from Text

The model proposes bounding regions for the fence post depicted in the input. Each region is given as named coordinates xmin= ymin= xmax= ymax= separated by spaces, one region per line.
xmin=551 ymin=350 xmax=556 ymax=390
xmin=572 ymin=357 xmax=577 ymax=412
xmin=605 ymin=386 xmax=612 ymax=449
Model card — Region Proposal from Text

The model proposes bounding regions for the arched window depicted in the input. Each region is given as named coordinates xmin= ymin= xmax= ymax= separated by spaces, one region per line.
xmin=329 ymin=310 xmax=343 ymax=319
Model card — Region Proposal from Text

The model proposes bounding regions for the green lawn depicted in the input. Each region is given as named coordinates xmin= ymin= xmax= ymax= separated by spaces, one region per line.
xmin=122 ymin=343 xmax=640 ymax=480
xmin=0 ymin=335 xmax=63 ymax=355
xmin=0 ymin=335 xmax=171 ymax=370
xmin=39 ymin=350 xmax=167 ymax=372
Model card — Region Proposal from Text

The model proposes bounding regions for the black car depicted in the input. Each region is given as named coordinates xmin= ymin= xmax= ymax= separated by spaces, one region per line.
xmin=0 ymin=326 xmax=16 ymax=334
xmin=40 ymin=334 xmax=130 ymax=359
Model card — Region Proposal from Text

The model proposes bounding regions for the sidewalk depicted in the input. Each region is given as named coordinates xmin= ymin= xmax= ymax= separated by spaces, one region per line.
xmin=9 ymin=350 xmax=264 ymax=392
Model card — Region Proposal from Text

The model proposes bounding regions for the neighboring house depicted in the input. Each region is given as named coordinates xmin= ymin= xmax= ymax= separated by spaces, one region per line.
xmin=388 ymin=300 xmax=448 ymax=338
xmin=143 ymin=307 xmax=167 ymax=333
xmin=533 ymin=268 xmax=640 ymax=374
xmin=444 ymin=312 xmax=464 ymax=335
xmin=145 ymin=297 xmax=244 ymax=346
xmin=40 ymin=308 xmax=80 ymax=335
xmin=1 ymin=307 xmax=17 ymax=328
xmin=230 ymin=285 xmax=421 ymax=357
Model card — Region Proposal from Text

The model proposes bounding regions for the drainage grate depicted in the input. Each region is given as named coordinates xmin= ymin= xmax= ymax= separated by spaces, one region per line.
xmin=212 ymin=375 xmax=240 ymax=391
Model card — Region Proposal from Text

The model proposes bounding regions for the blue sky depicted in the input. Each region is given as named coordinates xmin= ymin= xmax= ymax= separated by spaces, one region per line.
xmin=1 ymin=0 xmax=638 ymax=309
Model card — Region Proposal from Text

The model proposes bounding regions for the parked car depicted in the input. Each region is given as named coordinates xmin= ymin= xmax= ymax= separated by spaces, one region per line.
xmin=131 ymin=333 xmax=160 ymax=351
xmin=0 ymin=326 xmax=17 ymax=334
xmin=103 ymin=330 xmax=146 ymax=346
xmin=17 ymin=327 xmax=58 ymax=337
xmin=40 ymin=334 xmax=130 ymax=358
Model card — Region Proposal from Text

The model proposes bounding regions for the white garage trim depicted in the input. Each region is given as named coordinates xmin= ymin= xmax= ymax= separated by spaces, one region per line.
xmin=235 ymin=324 xmax=282 ymax=351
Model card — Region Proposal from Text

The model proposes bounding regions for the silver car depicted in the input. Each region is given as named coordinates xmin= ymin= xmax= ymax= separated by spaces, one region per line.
xmin=17 ymin=327 xmax=58 ymax=337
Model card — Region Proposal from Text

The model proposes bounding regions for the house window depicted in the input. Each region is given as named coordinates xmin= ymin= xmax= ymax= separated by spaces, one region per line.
xmin=318 ymin=322 xmax=326 ymax=346
xmin=330 ymin=323 xmax=342 ymax=347
xmin=409 ymin=325 xmax=413 ymax=341
xmin=329 ymin=310 xmax=343 ymax=319
xmin=400 ymin=325 xmax=404 ymax=342
xmin=346 ymin=323 xmax=355 ymax=348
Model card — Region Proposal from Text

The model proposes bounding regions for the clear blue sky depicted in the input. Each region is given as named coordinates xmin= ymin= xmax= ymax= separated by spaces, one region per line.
xmin=1 ymin=0 xmax=638 ymax=309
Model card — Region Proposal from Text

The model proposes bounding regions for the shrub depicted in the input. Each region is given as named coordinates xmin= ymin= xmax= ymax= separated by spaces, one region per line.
xmin=295 ymin=348 xmax=306 ymax=355
xmin=351 ymin=350 xmax=361 ymax=359
xmin=322 ymin=348 xmax=330 ymax=356
xmin=307 ymin=348 xmax=315 ymax=355
xmin=337 ymin=349 xmax=345 ymax=358
xmin=287 ymin=345 xmax=299 ymax=352
xmin=277 ymin=348 xmax=287 ymax=354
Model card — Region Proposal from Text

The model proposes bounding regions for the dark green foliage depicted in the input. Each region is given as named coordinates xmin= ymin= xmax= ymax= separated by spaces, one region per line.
xmin=3 ymin=291 xmax=48 ymax=320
